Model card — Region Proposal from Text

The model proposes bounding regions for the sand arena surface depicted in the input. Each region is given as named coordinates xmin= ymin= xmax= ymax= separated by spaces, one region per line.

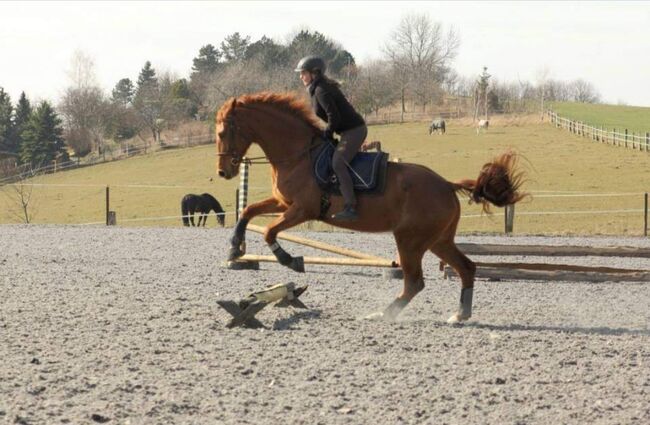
xmin=1 ymin=225 xmax=649 ymax=424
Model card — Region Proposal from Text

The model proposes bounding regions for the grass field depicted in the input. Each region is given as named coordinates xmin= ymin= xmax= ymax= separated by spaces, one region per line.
xmin=2 ymin=116 xmax=649 ymax=235
xmin=550 ymin=101 xmax=650 ymax=134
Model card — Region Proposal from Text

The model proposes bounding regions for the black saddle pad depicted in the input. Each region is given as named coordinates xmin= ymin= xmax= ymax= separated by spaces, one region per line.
xmin=312 ymin=141 xmax=389 ymax=195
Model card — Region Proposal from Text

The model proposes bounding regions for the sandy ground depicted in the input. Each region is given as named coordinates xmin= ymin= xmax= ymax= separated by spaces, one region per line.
xmin=1 ymin=225 xmax=649 ymax=425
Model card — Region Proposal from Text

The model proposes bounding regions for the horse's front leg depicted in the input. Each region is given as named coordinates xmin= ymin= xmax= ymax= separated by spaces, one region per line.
xmin=228 ymin=198 xmax=287 ymax=261
xmin=263 ymin=206 xmax=311 ymax=273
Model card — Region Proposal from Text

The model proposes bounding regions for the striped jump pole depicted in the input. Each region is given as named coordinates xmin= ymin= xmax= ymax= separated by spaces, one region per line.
xmin=237 ymin=161 xmax=249 ymax=220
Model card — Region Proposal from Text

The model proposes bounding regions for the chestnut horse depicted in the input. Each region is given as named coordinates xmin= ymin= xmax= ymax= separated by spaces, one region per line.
xmin=216 ymin=92 xmax=525 ymax=323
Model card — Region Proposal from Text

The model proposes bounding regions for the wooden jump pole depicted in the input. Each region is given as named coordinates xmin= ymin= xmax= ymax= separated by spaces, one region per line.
xmin=456 ymin=243 xmax=650 ymax=258
xmin=444 ymin=265 xmax=650 ymax=283
xmin=472 ymin=261 xmax=647 ymax=274
xmin=105 ymin=186 xmax=109 ymax=226
xmin=246 ymin=223 xmax=388 ymax=262
xmin=235 ymin=254 xmax=396 ymax=268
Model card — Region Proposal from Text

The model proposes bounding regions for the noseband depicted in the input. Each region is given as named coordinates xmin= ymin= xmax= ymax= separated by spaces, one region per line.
xmin=216 ymin=116 xmax=247 ymax=166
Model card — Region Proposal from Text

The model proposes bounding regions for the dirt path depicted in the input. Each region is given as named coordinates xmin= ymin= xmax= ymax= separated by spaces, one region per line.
xmin=1 ymin=226 xmax=648 ymax=424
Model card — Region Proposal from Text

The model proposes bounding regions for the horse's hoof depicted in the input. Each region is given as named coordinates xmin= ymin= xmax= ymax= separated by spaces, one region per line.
xmin=227 ymin=246 xmax=244 ymax=261
xmin=363 ymin=311 xmax=385 ymax=321
xmin=289 ymin=256 xmax=305 ymax=273
xmin=447 ymin=313 xmax=470 ymax=324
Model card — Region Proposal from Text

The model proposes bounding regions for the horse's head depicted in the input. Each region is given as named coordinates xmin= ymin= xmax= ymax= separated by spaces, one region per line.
xmin=216 ymin=97 xmax=252 ymax=179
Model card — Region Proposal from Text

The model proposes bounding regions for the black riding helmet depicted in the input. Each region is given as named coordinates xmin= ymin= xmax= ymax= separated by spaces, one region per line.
xmin=294 ymin=56 xmax=326 ymax=74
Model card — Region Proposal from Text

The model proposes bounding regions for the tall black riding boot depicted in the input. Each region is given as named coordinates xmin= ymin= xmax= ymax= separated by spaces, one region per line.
xmin=331 ymin=204 xmax=358 ymax=221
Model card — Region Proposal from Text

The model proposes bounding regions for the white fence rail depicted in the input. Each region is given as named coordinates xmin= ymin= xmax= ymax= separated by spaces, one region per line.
xmin=546 ymin=110 xmax=650 ymax=152
xmin=0 ymin=133 xmax=213 ymax=185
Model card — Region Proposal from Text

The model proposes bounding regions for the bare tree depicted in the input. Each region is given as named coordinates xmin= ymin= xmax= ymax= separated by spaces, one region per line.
xmin=66 ymin=50 xmax=98 ymax=89
xmin=383 ymin=13 xmax=460 ymax=116
xmin=348 ymin=60 xmax=397 ymax=118
xmin=59 ymin=85 xmax=108 ymax=157
xmin=1 ymin=163 xmax=39 ymax=223
xmin=203 ymin=59 xmax=297 ymax=113
xmin=59 ymin=51 xmax=109 ymax=157
xmin=570 ymin=79 xmax=601 ymax=103
xmin=536 ymin=66 xmax=551 ymax=120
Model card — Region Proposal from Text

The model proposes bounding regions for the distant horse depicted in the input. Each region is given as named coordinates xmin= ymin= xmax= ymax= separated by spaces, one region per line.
xmin=216 ymin=92 xmax=525 ymax=323
xmin=477 ymin=119 xmax=489 ymax=134
xmin=181 ymin=193 xmax=225 ymax=227
xmin=429 ymin=119 xmax=446 ymax=135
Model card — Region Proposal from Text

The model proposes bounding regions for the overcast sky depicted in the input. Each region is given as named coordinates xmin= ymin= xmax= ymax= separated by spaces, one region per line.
xmin=2 ymin=1 xmax=649 ymax=106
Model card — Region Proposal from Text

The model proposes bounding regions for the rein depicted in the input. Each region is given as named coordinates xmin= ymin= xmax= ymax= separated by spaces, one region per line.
xmin=216 ymin=102 xmax=325 ymax=167
xmin=217 ymin=134 xmax=325 ymax=166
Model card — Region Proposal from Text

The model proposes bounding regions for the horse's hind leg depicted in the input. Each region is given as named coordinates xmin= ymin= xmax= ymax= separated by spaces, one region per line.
xmin=379 ymin=233 xmax=427 ymax=320
xmin=430 ymin=241 xmax=476 ymax=323
xmin=263 ymin=206 xmax=312 ymax=273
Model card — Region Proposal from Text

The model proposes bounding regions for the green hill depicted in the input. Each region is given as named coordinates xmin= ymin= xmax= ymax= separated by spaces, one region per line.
xmin=550 ymin=102 xmax=650 ymax=134
xmin=2 ymin=117 xmax=649 ymax=235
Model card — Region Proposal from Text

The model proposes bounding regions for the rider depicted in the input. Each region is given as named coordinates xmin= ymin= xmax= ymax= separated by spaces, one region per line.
xmin=295 ymin=55 xmax=367 ymax=221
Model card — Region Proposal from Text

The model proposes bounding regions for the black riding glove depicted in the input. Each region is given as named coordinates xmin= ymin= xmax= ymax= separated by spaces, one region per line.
xmin=323 ymin=129 xmax=334 ymax=140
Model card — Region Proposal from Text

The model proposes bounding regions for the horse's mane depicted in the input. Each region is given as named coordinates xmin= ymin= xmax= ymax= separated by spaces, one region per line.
xmin=217 ymin=91 xmax=321 ymax=132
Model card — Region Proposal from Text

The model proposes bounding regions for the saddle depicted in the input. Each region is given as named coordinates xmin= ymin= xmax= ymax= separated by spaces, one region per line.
xmin=312 ymin=140 xmax=389 ymax=196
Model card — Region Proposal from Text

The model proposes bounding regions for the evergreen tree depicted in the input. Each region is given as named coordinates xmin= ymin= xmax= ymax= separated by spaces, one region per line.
xmin=287 ymin=30 xmax=354 ymax=75
xmin=137 ymin=61 xmax=157 ymax=89
xmin=111 ymin=78 xmax=135 ymax=105
xmin=192 ymin=44 xmax=221 ymax=74
xmin=20 ymin=101 xmax=66 ymax=167
xmin=133 ymin=61 xmax=161 ymax=142
xmin=0 ymin=88 xmax=13 ymax=154
xmin=10 ymin=92 xmax=32 ymax=158
xmin=220 ymin=32 xmax=250 ymax=63
xmin=245 ymin=36 xmax=289 ymax=68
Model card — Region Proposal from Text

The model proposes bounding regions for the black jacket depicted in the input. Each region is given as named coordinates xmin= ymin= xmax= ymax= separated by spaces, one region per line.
xmin=309 ymin=77 xmax=365 ymax=136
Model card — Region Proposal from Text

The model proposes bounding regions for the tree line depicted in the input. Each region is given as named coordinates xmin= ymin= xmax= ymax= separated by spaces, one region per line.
xmin=0 ymin=13 xmax=602 ymax=169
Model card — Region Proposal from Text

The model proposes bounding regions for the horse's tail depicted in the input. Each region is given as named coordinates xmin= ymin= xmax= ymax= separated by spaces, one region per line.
xmin=181 ymin=197 xmax=190 ymax=226
xmin=451 ymin=150 xmax=527 ymax=213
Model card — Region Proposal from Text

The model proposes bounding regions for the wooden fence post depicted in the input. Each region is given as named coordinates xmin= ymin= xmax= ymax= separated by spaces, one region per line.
xmin=643 ymin=192 xmax=648 ymax=236
xmin=104 ymin=186 xmax=116 ymax=226
xmin=646 ymin=132 xmax=649 ymax=152
xmin=625 ymin=129 xmax=628 ymax=148
xmin=505 ymin=204 xmax=515 ymax=234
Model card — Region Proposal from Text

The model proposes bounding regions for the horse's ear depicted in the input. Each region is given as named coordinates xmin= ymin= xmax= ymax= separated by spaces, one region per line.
xmin=230 ymin=97 xmax=237 ymax=112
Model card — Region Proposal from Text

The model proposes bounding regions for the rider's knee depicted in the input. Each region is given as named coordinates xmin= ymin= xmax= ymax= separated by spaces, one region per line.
xmin=332 ymin=153 xmax=345 ymax=171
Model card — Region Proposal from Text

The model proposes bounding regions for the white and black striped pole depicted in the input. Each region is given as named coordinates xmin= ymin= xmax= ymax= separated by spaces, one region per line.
xmin=237 ymin=161 xmax=249 ymax=220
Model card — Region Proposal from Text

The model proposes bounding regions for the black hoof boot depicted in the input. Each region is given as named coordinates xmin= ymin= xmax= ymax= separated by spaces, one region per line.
xmin=228 ymin=245 xmax=245 ymax=261
xmin=289 ymin=256 xmax=305 ymax=273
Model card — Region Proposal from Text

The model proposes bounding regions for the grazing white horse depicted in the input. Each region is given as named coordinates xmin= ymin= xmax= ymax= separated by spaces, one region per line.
xmin=477 ymin=119 xmax=489 ymax=134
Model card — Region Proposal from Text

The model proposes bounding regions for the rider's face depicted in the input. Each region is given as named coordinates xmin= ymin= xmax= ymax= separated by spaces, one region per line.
xmin=299 ymin=70 xmax=313 ymax=86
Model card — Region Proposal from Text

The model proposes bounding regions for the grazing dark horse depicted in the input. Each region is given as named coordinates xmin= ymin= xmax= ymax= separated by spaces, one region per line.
xmin=181 ymin=193 xmax=225 ymax=227
xmin=215 ymin=92 xmax=525 ymax=323
xmin=429 ymin=119 xmax=446 ymax=135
